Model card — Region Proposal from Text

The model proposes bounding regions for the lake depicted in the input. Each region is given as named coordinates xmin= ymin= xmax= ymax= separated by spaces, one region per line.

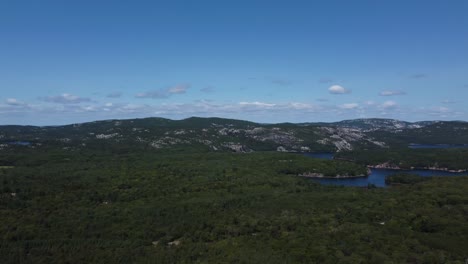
xmin=314 ymin=168 xmax=467 ymax=187
xmin=408 ymin=144 xmax=468 ymax=149
xmin=302 ymin=152 xmax=334 ymax=160
xmin=303 ymin=152 xmax=468 ymax=187
xmin=8 ymin=141 xmax=31 ymax=146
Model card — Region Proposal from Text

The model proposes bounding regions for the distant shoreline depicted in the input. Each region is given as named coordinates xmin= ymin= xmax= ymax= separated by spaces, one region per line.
xmin=366 ymin=164 xmax=467 ymax=173
xmin=298 ymin=169 xmax=370 ymax=179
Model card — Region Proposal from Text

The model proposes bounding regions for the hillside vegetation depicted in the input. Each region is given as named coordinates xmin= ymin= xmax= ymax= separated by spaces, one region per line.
xmin=1 ymin=117 xmax=467 ymax=154
xmin=1 ymin=117 xmax=468 ymax=263
xmin=1 ymin=149 xmax=467 ymax=263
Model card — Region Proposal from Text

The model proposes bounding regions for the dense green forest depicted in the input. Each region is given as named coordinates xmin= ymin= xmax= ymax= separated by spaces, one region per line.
xmin=1 ymin=118 xmax=468 ymax=262
xmin=385 ymin=173 xmax=432 ymax=185
xmin=1 ymin=147 xmax=467 ymax=263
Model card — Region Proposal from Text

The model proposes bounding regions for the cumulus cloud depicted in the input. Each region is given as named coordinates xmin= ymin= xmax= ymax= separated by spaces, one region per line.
xmin=328 ymin=85 xmax=351 ymax=94
xmin=107 ymin=92 xmax=122 ymax=98
xmin=0 ymin=99 xmax=318 ymax=124
xmin=3 ymin=91 xmax=466 ymax=125
xmin=381 ymin=100 xmax=397 ymax=109
xmin=340 ymin=103 xmax=359 ymax=109
xmin=168 ymin=84 xmax=190 ymax=94
xmin=114 ymin=101 xmax=318 ymax=117
xmin=42 ymin=93 xmax=91 ymax=104
xmin=0 ymin=98 xmax=30 ymax=114
xmin=82 ymin=106 xmax=97 ymax=112
xmin=136 ymin=84 xmax=190 ymax=99
xmin=379 ymin=90 xmax=406 ymax=96
xmin=235 ymin=101 xmax=321 ymax=113
xmin=6 ymin=98 xmax=26 ymax=106
xmin=239 ymin=101 xmax=276 ymax=107
xmin=288 ymin=102 xmax=315 ymax=110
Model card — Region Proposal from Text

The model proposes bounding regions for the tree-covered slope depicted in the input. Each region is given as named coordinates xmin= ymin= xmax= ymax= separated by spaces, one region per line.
xmin=3 ymin=117 xmax=466 ymax=154
xmin=0 ymin=149 xmax=467 ymax=263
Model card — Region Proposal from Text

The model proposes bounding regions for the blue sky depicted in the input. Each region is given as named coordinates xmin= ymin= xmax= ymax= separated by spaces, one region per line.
xmin=1 ymin=0 xmax=467 ymax=125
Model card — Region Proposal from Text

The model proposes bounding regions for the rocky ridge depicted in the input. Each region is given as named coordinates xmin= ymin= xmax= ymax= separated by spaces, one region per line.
xmin=1 ymin=117 xmax=465 ymax=153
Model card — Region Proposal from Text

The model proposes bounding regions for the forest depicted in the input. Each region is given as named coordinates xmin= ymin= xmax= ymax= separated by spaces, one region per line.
xmin=1 ymin=146 xmax=467 ymax=263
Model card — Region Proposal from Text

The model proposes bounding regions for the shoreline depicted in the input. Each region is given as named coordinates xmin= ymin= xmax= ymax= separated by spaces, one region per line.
xmin=366 ymin=164 xmax=467 ymax=173
xmin=298 ymin=171 xmax=369 ymax=179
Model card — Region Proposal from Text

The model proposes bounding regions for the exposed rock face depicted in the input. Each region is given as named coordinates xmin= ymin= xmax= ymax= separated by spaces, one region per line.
xmin=222 ymin=142 xmax=251 ymax=153
xmin=333 ymin=118 xmax=433 ymax=131
xmin=298 ymin=172 xmax=368 ymax=178
xmin=368 ymin=162 xmax=401 ymax=170
xmin=96 ymin=133 xmax=119 ymax=139
xmin=276 ymin=146 xmax=287 ymax=152
xmin=315 ymin=127 xmax=386 ymax=151
xmin=3 ymin=117 xmax=455 ymax=153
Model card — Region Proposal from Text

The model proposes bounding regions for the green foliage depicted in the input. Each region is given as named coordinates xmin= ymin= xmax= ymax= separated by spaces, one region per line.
xmin=385 ymin=173 xmax=430 ymax=185
xmin=0 ymin=147 xmax=467 ymax=263
xmin=2 ymin=117 xmax=468 ymax=155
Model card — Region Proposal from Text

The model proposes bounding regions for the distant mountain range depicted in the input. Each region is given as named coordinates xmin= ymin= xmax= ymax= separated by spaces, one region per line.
xmin=324 ymin=118 xmax=436 ymax=131
xmin=1 ymin=117 xmax=467 ymax=152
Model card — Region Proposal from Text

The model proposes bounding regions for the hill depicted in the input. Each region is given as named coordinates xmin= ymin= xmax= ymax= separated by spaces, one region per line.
xmin=1 ymin=117 xmax=467 ymax=153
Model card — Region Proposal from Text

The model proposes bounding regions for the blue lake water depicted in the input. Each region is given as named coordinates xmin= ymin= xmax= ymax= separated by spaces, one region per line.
xmin=314 ymin=168 xmax=467 ymax=187
xmin=8 ymin=141 xmax=31 ymax=146
xmin=303 ymin=152 xmax=468 ymax=187
xmin=302 ymin=152 xmax=334 ymax=160
xmin=408 ymin=144 xmax=468 ymax=149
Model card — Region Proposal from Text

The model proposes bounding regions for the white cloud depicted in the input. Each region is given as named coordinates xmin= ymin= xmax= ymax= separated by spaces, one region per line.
xmin=379 ymin=90 xmax=406 ymax=96
xmin=328 ymin=85 xmax=351 ymax=94
xmin=340 ymin=103 xmax=359 ymax=109
xmin=6 ymin=98 xmax=25 ymax=106
xmin=381 ymin=100 xmax=397 ymax=109
xmin=82 ymin=106 xmax=96 ymax=112
xmin=2 ymin=95 xmax=466 ymax=125
xmin=168 ymin=84 xmax=190 ymax=94
xmin=288 ymin=102 xmax=315 ymax=110
xmin=136 ymin=84 xmax=190 ymax=99
xmin=239 ymin=101 xmax=276 ymax=107
xmin=0 ymin=98 xmax=30 ymax=113
xmin=42 ymin=93 xmax=91 ymax=104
